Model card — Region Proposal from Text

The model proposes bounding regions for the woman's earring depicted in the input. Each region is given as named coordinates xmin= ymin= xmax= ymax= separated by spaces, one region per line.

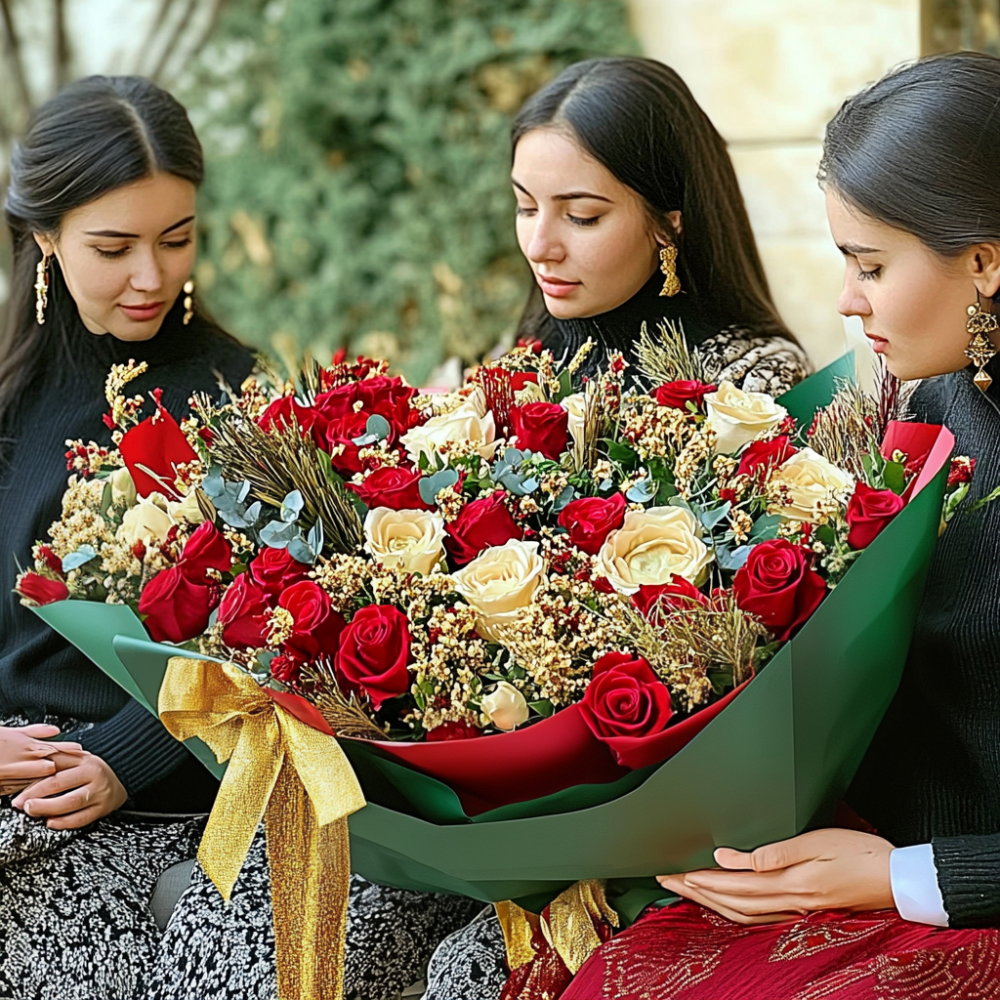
xmin=965 ymin=292 xmax=998 ymax=391
xmin=35 ymin=255 xmax=50 ymax=326
xmin=658 ymin=244 xmax=681 ymax=298
xmin=182 ymin=279 xmax=195 ymax=326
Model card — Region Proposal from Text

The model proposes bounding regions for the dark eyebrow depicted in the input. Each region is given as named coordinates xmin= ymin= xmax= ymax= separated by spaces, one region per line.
xmin=84 ymin=215 xmax=196 ymax=239
xmin=511 ymin=178 xmax=612 ymax=203
xmin=838 ymin=242 xmax=881 ymax=256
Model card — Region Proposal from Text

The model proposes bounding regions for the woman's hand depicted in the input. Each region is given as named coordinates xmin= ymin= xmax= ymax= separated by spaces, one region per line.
xmin=11 ymin=751 xmax=127 ymax=830
xmin=0 ymin=725 xmax=84 ymax=796
xmin=657 ymin=829 xmax=896 ymax=926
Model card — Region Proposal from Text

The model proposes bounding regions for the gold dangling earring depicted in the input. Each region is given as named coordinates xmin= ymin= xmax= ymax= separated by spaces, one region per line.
xmin=182 ymin=279 xmax=195 ymax=326
xmin=658 ymin=243 xmax=681 ymax=298
xmin=35 ymin=255 xmax=50 ymax=326
xmin=965 ymin=291 xmax=998 ymax=391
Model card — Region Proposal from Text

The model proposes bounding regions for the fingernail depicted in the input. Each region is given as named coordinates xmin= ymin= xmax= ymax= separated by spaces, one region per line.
xmin=22 ymin=802 xmax=32 ymax=816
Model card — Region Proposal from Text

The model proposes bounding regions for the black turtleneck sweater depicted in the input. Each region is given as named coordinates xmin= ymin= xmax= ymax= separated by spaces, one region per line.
xmin=540 ymin=272 xmax=717 ymax=380
xmin=0 ymin=304 xmax=252 ymax=809
xmin=848 ymin=367 xmax=1000 ymax=927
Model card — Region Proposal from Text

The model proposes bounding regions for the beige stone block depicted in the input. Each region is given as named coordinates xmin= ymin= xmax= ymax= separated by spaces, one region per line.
xmin=756 ymin=237 xmax=848 ymax=370
xmin=629 ymin=0 xmax=920 ymax=143
xmin=729 ymin=143 xmax=828 ymax=240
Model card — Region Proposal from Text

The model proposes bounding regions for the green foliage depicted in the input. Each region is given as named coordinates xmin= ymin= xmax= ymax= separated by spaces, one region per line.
xmin=183 ymin=0 xmax=636 ymax=383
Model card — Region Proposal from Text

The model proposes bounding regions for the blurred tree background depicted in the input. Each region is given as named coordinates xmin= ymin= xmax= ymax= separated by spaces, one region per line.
xmin=184 ymin=0 xmax=636 ymax=382
xmin=0 ymin=0 xmax=637 ymax=383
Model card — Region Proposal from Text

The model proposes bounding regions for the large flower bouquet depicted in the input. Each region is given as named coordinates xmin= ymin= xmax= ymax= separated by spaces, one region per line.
xmin=19 ymin=339 xmax=951 ymax=810
xmin=18 ymin=337 xmax=960 ymax=997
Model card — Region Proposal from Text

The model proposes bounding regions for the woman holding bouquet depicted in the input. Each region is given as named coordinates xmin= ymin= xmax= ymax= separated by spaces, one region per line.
xmin=557 ymin=51 xmax=1000 ymax=1000
xmin=425 ymin=55 xmax=812 ymax=1000
xmin=0 ymin=77 xmax=476 ymax=1000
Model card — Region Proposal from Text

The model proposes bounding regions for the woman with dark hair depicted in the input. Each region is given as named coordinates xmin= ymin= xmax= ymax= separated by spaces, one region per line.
xmin=423 ymin=56 xmax=812 ymax=1000
xmin=557 ymin=50 xmax=1000 ymax=1000
xmin=0 ymin=75 xmax=477 ymax=1000
xmin=509 ymin=56 xmax=809 ymax=391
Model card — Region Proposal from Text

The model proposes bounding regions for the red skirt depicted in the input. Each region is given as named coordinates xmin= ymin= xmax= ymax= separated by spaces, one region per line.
xmin=560 ymin=902 xmax=1000 ymax=1000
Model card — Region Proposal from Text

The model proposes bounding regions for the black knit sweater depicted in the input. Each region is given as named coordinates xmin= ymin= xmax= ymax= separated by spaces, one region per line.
xmin=0 ymin=303 xmax=253 ymax=809
xmin=848 ymin=367 xmax=1000 ymax=928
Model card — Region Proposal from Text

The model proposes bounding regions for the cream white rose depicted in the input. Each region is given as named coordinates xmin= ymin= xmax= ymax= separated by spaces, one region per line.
xmin=704 ymin=381 xmax=787 ymax=454
xmin=363 ymin=507 xmax=445 ymax=576
xmin=562 ymin=391 xmax=588 ymax=470
xmin=118 ymin=494 xmax=175 ymax=546
xmin=767 ymin=447 xmax=855 ymax=523
xmin=481 ymin=681 xmax=529 ymax=731
xmin=166 ymin=490 xmax=207 ymax=526
xmin=401 ymin=404 xmax=498 ymax=464
xmin=453 ymin=539 xmax=544 ymax=640
xmin=109 ymin=467 xmax=137 ymax=507
xmin=598 ymin=505 xmax=713 ymax=594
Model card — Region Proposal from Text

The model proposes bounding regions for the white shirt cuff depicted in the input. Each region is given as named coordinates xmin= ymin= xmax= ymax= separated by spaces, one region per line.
xmin=890 ymin=843 xmax=950 ymax=926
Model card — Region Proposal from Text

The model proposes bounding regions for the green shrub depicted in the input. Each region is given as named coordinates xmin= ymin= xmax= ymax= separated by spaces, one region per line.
xmin=184 ymin=0 xmax=636 ymax=382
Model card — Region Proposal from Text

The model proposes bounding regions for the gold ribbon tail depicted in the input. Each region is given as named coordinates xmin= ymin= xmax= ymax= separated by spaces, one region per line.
xmin=496 ymin=879 xmax=619 ymax=976
xmin=159 ymin=657 xmax=365 ymax=1000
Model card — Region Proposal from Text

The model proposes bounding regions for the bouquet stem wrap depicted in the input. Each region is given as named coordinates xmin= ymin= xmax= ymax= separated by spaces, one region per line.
xmin=158 ymin=657 xmax=366 ymax=1000
xmin=496 ymin=879 xmax=619 ymax=974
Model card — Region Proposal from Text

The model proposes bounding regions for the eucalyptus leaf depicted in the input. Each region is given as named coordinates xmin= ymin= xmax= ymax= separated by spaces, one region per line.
xmin=749 ymin=514 xmax=782 ymax=543
xmin=520 ymin=477 xmax=539 ymax=493
xmin=201 ymin=468 xmax=224 ymax=498
xmin=717 ymin=545 xmax=751 ymax=572
xmin=365 ymin=414 xmax=391 ymax=443
xmin=287 ymin=537 xmax=317 ymax=564
xmin=699 ymin=502 xmax=732 ymax=532
xmin=551 ymin=484 xmax=576 ymax=513
xmin=62 ymin=545 xmax=98 ymax=572
xmin=237 ymin=480 xmax=252 ymax=504
xmin=280 ymin=489 xmax=304 ymax=522
xmin=307 ymin=519 xmax=324 ymax=552
xmin=260 ymin=520 xmax=299 ymax=548
xmin=626 ymin=479 xmax=657 ymax=503
xmin=418 ymin=468 xmax=459 ymax=505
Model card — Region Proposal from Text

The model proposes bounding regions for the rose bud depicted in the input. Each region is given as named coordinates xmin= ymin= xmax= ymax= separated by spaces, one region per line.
xmin=248 ymin=547 xmax=312 ymax=597
xmin=481 ymin=681 xmax=529 ymax=731
xmin=347 ymin=465 xmax=434 ymax=512
xmin=16 ymin=572 xmax=69 ymax=606
xmin=217 ymin=573 xmax=271 ymax=648
xmin=178 ymin=521 xmax=232 ymax=582
xmin=845 ymin=482 xmax=905 ymax=550
xmin=445 ymin=491 xmax=523 ymax=567
xmin=139 ymin=567 xmax=216 ymax=643
xmin=278 ymin=581 xmax=345 ymax=660
xmin=736 ymin=435 xmax=797 ymax=478
xmin=654 ymin=380 xmax=717 ymax=411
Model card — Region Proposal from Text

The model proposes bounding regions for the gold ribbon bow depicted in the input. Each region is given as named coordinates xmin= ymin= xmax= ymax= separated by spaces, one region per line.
xmin=496 ymin=879 xmax=619 ymax=976
xmin=159 ymin=657 xmax=365 ymax=1000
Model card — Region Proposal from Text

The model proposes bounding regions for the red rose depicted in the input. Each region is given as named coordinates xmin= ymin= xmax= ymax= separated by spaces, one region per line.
xmin=631 ymin=576 xmax=709 ymax=625
xmin=248 ymin=547 xmax=311 ymax=596
xmin=279 ymin=581 xmax=345 ymax=660
xmin=270 ymin=654 xmax=300 ymax=686
xmin=511 ymin=372 xmax=539 ymax=392
xmin=444 ymin=492 xmax=523 ymax=566
xmin=335 ymin=605 xmax=411 ymax=708
xmin=580 ymin=652 xmax=674 ymax=764
xmin=509 ymin=402 xmax=569 ymax=461
xmin=314 ymin=376 xmax=419 ymax=437
xmin=16 ymin=572 xmax=69 ymax=606
xmin=558 ymin=493 xmax=627 ymax=556
xmin=178 ymin=522 xmax=232 ymax=582
xmin=139 ymin=566 xmax=216 ymax=643
xmin=257 ymin=396 xmax=320 ymax=437
xmin=846 ymin=482 xmax=905 ymax=551
xmin=321 ymin=410 xmax=371 ymax=476
xmin=425 ymin=720 xmax=482 ymax=741
xmin=654 ymin=380 xmax=717 ymax=410
xmin=217 ymin=574 xmax=271 ymax=648
xmin=36 ymin=545 xmax=64 ymax=575
xmin=737 ymin=435 xmax=798 ymax=478
xmin=347 ymin=465 xmax=433 ymax=511
xmin=732 ymin=539 xmax=826 ymax=641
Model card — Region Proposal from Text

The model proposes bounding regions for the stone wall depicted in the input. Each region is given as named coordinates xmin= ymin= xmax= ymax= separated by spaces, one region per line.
xmin=628 ymin=0 xmax=922 ymax=375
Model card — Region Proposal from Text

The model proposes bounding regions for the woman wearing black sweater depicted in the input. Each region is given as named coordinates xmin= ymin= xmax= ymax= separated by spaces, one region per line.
xmin=0 ymin=76 xmax=476 ymax=1000
xmin=560 ymin=51 xmax=1000 ymax=1000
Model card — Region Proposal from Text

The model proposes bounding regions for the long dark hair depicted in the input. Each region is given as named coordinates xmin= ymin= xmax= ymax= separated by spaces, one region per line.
xmin=1 ymin=75 xmax=224 ymax=432
xmin=820 ymin=51 xmax=1000 ymax=257
xmin=511 ymin=57 xmax=793 ymax=343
